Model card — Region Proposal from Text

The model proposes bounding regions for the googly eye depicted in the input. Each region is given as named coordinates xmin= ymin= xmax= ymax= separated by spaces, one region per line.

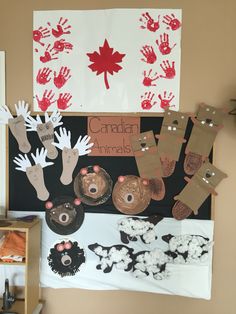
xmin=59 ymin=213 xmax=70 ymax=223
xmin=124 ymin=193 xmax=134 ymax=204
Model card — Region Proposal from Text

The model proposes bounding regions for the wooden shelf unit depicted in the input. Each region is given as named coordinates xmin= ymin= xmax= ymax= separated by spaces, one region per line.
xmin=0 ymin=218 xmax=42 ymax=314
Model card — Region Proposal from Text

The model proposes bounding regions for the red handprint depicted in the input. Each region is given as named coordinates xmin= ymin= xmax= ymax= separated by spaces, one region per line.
xmin=52 ymin=17 xmax=71 ymax=38
xmin=159 ymin=60 xmax=176 ymax=79
xmin=54 ymin=67 xmax=71 ymax=89
xmin=141 ymin=92 xmax=157 ymax=110
xmin=36 ymin=90 xmax=56 ymax=112
xmin=140 ymin=45 xmax=157 ymax=64
xmin=158 ymin=91 xmax=175 ymax=110
xmin=139 ymin=12 xmax=160 ymax=32
xmin=53 ymin=39 xmax=73 ymax=53
xmin=163 ymin=14 xmax=181 ymax=31
xmin=36 ymin=67 xmax=52 ymax=85
xmin=142 ymin=69 xmax=159 ymax=86
xmin=40 ymin=44 xmax=59 ymax=63
xmin=156 ymin=33 xmax=176 ymax=55
xmin=57 ymin=93 xmax=72 ymax=110
xmin=33 ymin=26 xmax=50 ymax=46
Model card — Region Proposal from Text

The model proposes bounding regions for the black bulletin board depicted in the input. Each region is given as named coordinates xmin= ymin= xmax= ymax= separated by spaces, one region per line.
xmin=8 ymin=116 xmax=211 ymax=219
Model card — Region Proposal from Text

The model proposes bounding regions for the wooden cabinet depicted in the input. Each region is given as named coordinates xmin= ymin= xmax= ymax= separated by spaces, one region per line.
xmin=0 ymin=218 xmax=42 ymax=314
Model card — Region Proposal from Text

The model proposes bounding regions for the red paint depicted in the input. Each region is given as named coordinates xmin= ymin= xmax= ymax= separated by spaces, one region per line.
xmin=33 ymin=26 xmax=50 ymax=46
xmin=36 ymin=67 xmax=52 ymax=85
xmin=57 ymin=93 xmax=72 ymax=110
xmin=53 ymin=39 xmax=73 ymax=53
xmin=140 ymin=45 xmax=157 ymax=64
xmin=160 ymin=60 xmax=176 ymax=79
xmin=87 ymin=39 xmax=125 ymax=89
xmin=54 ymin=66 xmax=71 ymax=89
xmin=139 ymin=12 xmax=160 ymax=32
xmin=156 ymin=33 xmax=176 ymax=55
xmin=141 ymin=92 xmax=157 ymax=110
xmin=158 ymin=91 xmax=175 ymax=110
xmin=52 ymin=17 xmax=71 ymax=38
xmin=36 ymin=89 xmax=56 ymax=111
xmin=142 ymin=69 xmax=159 ymax=86
xmin=40 ymin=44 xmax=59 ymax=63
xmin=163 ymin=14 xmax=181 ymax=31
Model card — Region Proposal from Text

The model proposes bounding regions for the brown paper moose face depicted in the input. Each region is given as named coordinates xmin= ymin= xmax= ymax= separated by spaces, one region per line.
xmin=112 ymin=175 xmax=151 ymax=215
xmin=196 ymin=104 xmax=225 ymax=128
xmin=37 ymin=121 xmax=58 ymax=159
xmin=161 ymin=110 xmax=188 ymax=137
xmin=74 ymin=165 xmax=113 ymax=206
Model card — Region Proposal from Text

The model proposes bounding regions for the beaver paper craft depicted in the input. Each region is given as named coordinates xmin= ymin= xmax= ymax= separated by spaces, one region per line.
xmin=172 ymin=161 xmax=227 ymax=220
xmin=184 ymin=103 xmax=225 ymax=175
xmin=155 ymin=109 xmax=189 ymax=177
xmin=130 ymin=130 xmax=165 ymax=200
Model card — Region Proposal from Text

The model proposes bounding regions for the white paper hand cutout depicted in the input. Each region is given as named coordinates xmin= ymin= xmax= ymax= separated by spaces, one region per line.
xmin=0 ymin=105 xmax=13 ymax=124
xmin=45 ymin=109 xmax=63 ymax=128
xmin=24 ymin=115 xmax=43 ymax=131
xmin=13 ymin=154 xmax=32 ymax=171
xmin=53 ymin=127 xmax=72 ymax=150
xmin=74 ymin=135 xmax=94 ymax=156
xmin=15 ymin=100 xmax=31 ymax=119
xmin=31 ymin=147 xmax=54 ymax=168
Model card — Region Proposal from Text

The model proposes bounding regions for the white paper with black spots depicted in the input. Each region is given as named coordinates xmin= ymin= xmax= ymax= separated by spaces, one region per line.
xmin=1 ymin=211 xmax=214 ymax=299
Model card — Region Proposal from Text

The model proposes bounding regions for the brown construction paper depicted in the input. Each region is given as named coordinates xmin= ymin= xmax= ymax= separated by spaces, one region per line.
xmin=112 ymin=175 xmax=151 ymax=215
xmin=26 ymin=164 xmax=49 ymax=201
xmin=88 ymin=116 xmax=140 ymax=156
xmin=185 ymin=104 xmax=225 ymax=160
xmin=156 ymin=110 xmax=188 ymax=161
xmin=130 ymin=130 xmax=163 ymax=179
xmin=173 ymin=161 xmax=227 ymax=219
xmin=36 ymin=121 xmax=58 ymax=160
xmin=60 ymin=147 xmax=79 ymax=185
xmin=149 ymin=178 xmax=166 ymax=201
xmin=8 ymin=115 xmax=31 ymax=153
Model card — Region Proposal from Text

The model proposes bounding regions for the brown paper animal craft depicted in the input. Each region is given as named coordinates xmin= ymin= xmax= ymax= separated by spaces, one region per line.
xmin=130 ymin=130 xmax=165 ymax=201
xmin=112 ymin=175 xmax=151 ymax=215
xmin=13 ymin=147 xmax=54 ymax=201
xmin=184 ymin=103 xmax=225 ymax=175
xmin=25 ymin=109 xmax=63 ymax=160
xmin=155 ymin=109 xmax=189 ymax=177
xmin=172 ymin=161 xmax=227 ymax=220
xmin=0 ymin=101 xmax=31 ymax=153
xmin=52 ymin=127 xmax=94 ymax=185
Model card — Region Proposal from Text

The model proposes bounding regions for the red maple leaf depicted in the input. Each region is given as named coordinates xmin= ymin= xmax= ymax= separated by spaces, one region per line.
xmin=87 ymin=39 xmax=126 ymax=89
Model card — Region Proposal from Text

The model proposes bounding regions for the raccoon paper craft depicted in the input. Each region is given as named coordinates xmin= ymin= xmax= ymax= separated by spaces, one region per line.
xmin=130 ymin=130 xmax=165 ymax=200
xmin=172 ymin=161 xmax=227 ymax=220
xmin=184 ymin=104 xmax=225 ymax=175
xmin=155 ymin=109 xmax=189 ymax=177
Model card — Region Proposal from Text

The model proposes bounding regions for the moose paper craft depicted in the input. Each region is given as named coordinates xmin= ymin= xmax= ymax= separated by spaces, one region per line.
xmin=52 ymin=127 xmax=94 ymax=185
xmin=25 ymin=109 xmax=63 ymax=159
xmin=184 ymin=104 xmax=225 ymax=175
xmin=13 ymin=147 xmax=54 ymax=201
xmin=0 ymin=101 xmax=31 ymax=153
xmin=172 ymin=161 xmax=227 ymax=220
xmin=130 ymin=130 xmax=165 ymax=200
xmin=155 ymin=109 xmax=189 ymax=177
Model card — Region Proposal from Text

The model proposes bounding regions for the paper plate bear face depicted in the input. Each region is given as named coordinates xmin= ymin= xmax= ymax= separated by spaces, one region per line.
xmin=161 ymin=109 xmax=188 ymax=137
xmin=48 ymin=240 xmax=85 ymax=277
xmin=73 ymin=165 xmax=113 ymax=206
xmin=45 ymin=196 xmax=84 ymax=235
xmin=196 ymin=104 xmax=225 ymax=128
xmin=112 ymin=175 xmax=151 ymax=215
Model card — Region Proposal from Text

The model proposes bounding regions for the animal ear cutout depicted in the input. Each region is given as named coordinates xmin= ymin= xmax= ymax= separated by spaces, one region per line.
xmin=172 ymin=161 xmax=227 ymax=220
xmin=155 ymin=109 xmax=189 ymax=177
xmin=184 ymin=103 xmax=226 ymax=175
xmin=45 ymin=201 xmax=53 ymax=209
xmin=112 ymin=175 xmax=151 ymax=215
xmin=74 ymin=165 xmax=113 ymax=206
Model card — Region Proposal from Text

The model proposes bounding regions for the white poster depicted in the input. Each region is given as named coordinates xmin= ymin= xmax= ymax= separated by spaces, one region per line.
xmin=33 ymin=9 xmax=182 ymax=113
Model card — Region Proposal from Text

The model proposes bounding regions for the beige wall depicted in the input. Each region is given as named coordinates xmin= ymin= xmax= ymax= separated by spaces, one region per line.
xmin=1 ymin=0 xmax=236 ymax=313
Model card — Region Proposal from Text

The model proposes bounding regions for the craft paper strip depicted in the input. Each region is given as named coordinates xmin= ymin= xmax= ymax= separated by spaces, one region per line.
xmin=88 ymin=116 xmax=140 ymax=156
xmin=33 ymin=9 xmax=182 ymax=113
